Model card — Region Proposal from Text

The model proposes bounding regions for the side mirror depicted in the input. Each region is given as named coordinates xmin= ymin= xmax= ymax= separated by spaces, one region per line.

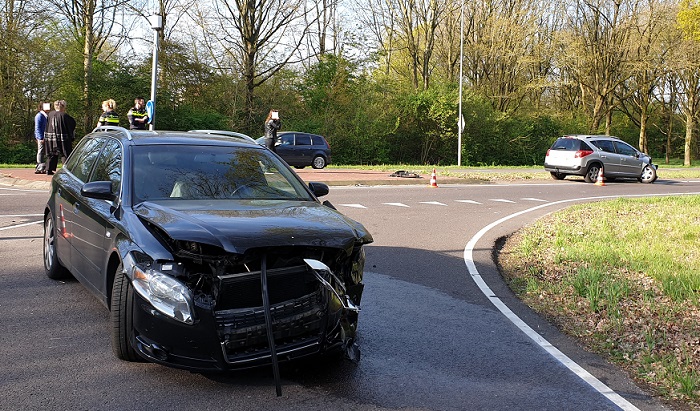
xmin=308 ymin=181 xmax=329 ymax=197
xmin=81 ymin=181 xmax=115 ymax=201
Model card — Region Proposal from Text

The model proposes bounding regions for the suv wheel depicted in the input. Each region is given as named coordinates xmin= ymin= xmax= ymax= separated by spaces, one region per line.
xmin=584 ymin=163 xmax=602 ymax=183
xmin=550 ymin=172 xmax=566 ymax=180
xmin=638 ymin=165 xmax=657 ymax=184
xmin=312 ymin=155 xmax=327 ymax=169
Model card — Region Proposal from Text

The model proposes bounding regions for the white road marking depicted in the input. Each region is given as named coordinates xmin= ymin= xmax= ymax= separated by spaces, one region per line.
xmin=463 ymin=191 xmax=700 ymax=411
xmin=339 ymin=204 xmax=367 ymax=209
xmin=383 ymin=203 xmax=410 ymax=207
xmin=419 ymin=201 xmax=448 ymax=206
xmin=455 ymin=200 xmax=481 ymax=204
xmin=522 ymin=198 xmax=547 ymax=202
xmin=0 ymin=214 xmax=43 ymax=218
xmin=0 ymin=220 xmax=42 ymax=231
xmin=490 ymin=199 xmax=515 ymax=203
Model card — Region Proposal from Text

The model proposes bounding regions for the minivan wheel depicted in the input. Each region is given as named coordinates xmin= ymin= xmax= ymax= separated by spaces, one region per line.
xmin=639 ymin=165 xmax=657 ymax=184
xmin=111 ymin=263 xmax=142 ymax=362
xmin=584 ymin=164 xmax=601 ymax=183
xmin=44 ymin=212 xmax=68 ymax=280
xmin=550 ymin=172 xmax=566 ymax=180
xmin=312 ymin=156 xmax=327 ymax=169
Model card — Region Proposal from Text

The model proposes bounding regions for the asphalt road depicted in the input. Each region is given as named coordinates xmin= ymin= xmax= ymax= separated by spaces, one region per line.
xmin=2 ymin=176 xmax=700 ymax=411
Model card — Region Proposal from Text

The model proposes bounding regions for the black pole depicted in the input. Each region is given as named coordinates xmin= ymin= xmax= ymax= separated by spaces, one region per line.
xmin=261 ymin=256 xmax=282 ymax=396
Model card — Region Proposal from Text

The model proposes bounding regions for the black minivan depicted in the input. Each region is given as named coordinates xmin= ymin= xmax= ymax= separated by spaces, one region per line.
xmin=257 ymin=131 xmax=331 ymax=169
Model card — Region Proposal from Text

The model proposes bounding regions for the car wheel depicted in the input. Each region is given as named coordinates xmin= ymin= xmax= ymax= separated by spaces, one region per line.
xmin=312 ymin=156 xmax=327 ymax=169
xmin=44 ymin=212 xmax=68 ymax=280
xmin=111 ymin=263 xmax=142 ymax=362
xmin=639 ymin=165 xmax=657 ymax=184
xmin=550 ymin=172 xmax=566 ymax=180
xmin=584 ymin=163 xmax=602 ymax=183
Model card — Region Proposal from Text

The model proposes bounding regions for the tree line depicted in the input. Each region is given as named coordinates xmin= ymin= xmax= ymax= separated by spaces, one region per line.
xmin=2 ymin=0 xmax=700 ymax=166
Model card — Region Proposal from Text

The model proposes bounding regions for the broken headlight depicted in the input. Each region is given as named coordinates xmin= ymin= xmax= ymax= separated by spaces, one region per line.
xmin=126 ymin=256 xmax=195 ymax=325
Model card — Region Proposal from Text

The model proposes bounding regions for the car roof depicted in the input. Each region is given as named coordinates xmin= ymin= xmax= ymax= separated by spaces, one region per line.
xmin=89 ymin=127 xmax=262 ymax=148
xmin=562 ymin=134 xmax=622 ymax=140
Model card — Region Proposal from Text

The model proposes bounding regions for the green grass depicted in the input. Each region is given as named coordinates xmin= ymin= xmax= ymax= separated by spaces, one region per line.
xmin=499 ymin=195 xmax=700 ymax=408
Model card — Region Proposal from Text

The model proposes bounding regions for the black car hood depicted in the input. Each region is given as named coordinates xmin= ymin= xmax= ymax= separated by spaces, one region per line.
xmin=133 ymin=200 xmax=372 ymax=254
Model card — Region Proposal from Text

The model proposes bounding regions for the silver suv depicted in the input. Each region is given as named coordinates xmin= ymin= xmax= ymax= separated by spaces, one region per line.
xmin=544 ymin=135 xmax=657 ymax=183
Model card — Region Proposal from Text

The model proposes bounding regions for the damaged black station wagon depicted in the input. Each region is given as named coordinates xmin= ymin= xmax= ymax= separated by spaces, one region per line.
xmin=43 ymin=127 xmax=373 ymax=380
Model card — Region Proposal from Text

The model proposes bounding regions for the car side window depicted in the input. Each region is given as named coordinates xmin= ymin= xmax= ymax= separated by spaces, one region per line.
xmin=89 ymin=138 xmax=122 ymax=194
xmin=592 ymin=140 xmax=615 ymax=153
xmin=614 ymin=142 xmax=637 ymax=157
xmin=296 ymin=134 xmax=311 ymax=146
xmin=66 ymin=137 xmax=105 ymax=182
xmin=279 ymin=134 xmax=294 ymax=145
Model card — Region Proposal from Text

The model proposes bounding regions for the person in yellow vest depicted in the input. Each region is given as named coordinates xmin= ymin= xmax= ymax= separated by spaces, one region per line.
xmin=97 ymin=99 xmax=119 ymax=127
xmin=127 ymin=97 xmax=149 ymax=130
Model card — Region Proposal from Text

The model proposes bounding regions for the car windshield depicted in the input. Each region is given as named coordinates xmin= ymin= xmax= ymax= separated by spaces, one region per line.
xmin=131 ymin=145 xmax=312 ymax=203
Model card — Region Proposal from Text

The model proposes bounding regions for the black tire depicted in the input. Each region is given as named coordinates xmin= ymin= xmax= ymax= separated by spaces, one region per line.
xmin=44 ymin=212 xmax=69 ymax=280
xmin=111 ymin=263 xmax=142 ymax=362
xmin=550 ymin=172 xmax=565 ymax=180
xmin=639 ymin=165 xmax=657 ymax=184
xmin=312 ymin=156 xmax=327 ymax=169
xmin=584 ymin=163 xmax=602 ymax=183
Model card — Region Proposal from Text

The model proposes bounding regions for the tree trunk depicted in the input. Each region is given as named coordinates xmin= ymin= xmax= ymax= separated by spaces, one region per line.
xmin=638 ymin=105 xmax=648 ymax=154
xmin=685 ymin=112 xmax=693 ymax=166
xmin=83 ymin=5 xmax=95 ymax=133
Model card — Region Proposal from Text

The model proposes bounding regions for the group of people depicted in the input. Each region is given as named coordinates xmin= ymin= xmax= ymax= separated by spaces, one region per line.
xmin=34 ymin=100 xmax=281 ymax=174
xmin=33 ymin=97 xmax=150 ymax=174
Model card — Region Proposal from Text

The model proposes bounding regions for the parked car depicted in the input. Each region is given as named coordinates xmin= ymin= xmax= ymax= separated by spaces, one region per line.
xmin=44 ymin=126 xmax=373 ymax=374
xmin=256 ymin=131 xmax=331 ymax=169
xmin=544 ymin=135 xmax=657 ymax=183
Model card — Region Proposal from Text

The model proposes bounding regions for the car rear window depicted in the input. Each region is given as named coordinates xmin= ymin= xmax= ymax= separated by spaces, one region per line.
xmin=550 ymin=138 xmax=591 ymax=151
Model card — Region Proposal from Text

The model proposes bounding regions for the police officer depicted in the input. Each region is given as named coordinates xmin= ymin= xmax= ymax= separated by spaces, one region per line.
xmin=97 ymin=99 xmax=119 ymax=127
xmin=127 ymin=97 xmax=149 ymax=130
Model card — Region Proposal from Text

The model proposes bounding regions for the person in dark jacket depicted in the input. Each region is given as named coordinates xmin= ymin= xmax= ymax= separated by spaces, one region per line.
xmin=264 ymin=109 xmax=281 ymax=152
xmin=97 ymin=99 xmax=119 ymax=127
xmin=127 ymin=97 xmax=149 ymax=130
xmin=44 ymin=100 xmax=76 ymax=175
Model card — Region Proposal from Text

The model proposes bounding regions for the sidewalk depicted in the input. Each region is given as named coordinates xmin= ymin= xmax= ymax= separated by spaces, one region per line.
xmin=1 ymin=167 xmax=470 ymax=191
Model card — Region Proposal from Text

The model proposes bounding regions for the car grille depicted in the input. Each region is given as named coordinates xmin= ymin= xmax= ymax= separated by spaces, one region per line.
xmin=213 ymin=262 xmax=328 ymax=364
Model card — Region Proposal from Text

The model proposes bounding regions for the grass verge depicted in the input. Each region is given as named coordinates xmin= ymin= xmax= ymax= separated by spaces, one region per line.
xmin=498 ymin=195 xmax=700 ymax=408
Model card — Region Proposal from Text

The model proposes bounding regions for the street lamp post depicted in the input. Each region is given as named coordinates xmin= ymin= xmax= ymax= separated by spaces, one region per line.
xmin=148 ymin=13 xmax=163 ymax=131
xmin=458 ymin=0 xmax=464 ymax=166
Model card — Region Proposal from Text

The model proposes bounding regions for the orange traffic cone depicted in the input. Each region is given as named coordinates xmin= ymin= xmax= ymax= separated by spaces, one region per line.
xmin=595 ymin=167 xmax=605 ymax=186
xmin=429 ymin=168 xmax=438 ymax=188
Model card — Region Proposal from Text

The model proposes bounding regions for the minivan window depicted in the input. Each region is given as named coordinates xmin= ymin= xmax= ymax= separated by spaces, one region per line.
xmin=296 ymin=134 xmax=311 ymax=145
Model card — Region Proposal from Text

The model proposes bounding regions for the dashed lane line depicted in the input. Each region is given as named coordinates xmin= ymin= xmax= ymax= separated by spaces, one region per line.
xmin=1 ymin=220 xmax=43 ymax=231
xmin=419 ymin=201 xmax=448 ymax=206
xmin=490 ymin=199 xmax=516 ymax=203
xmin=383 ymin=203 xmax=410 ymax=207
xmin=455 ymin=200 xmax=481 ymax=204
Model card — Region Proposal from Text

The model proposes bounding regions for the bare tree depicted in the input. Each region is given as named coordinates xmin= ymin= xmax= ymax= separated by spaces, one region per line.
xmin=615 ymin=0 xmax=674 ymax=153
xmin=558 ymin=0 xmax=638 ymax=134
xmin=199 ymin=0 xmax=315 ymax=126
xmin=49 ymin=0 xmax=131 ymax=131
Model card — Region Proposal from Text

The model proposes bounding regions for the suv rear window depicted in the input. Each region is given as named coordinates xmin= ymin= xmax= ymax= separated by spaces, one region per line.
xmin=550 ymin=138 xmax=591 ymax=151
